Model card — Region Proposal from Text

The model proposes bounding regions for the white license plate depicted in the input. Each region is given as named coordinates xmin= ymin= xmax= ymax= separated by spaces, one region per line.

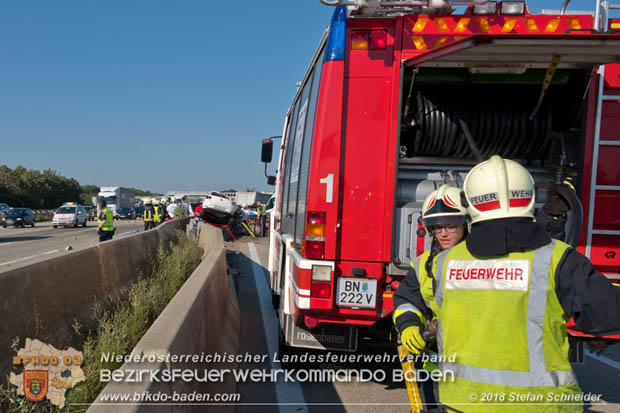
xmin=336 ymin=277 xmax=377 ymax=309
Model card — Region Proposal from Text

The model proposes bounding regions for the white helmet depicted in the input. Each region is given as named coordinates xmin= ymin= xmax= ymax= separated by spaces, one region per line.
xmin=422 ymin=184 xmax=469 ymax=227
xmin=464 ymin=155 xmax=535 ymax=224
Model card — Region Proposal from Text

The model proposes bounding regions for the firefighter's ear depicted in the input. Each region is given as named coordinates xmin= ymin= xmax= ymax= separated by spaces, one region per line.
xmin=460 ymin=191 xmax=470 ymax=208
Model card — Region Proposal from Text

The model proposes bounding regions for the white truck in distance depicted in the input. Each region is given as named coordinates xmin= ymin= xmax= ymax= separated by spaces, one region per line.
xmin=97 ymin=187 xmax=135 ymax=218
xmin=234 ymin=191 xmax=271 ymax=207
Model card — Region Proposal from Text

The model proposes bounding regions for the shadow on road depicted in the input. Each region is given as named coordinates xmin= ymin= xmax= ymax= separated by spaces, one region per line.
xmin=0 ymin=236 xmax=51 ymax=243
xmin=232 ymin=247 xmax=413 ymax=413
xmin=233 ymin=251 xmax=350 ymax=413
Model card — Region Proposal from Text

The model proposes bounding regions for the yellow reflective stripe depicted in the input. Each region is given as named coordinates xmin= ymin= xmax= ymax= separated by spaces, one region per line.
xmin=393 ymin=303 xmax=426 ymax=325
xmin=438 ymin=363 xmax=576 ymax=387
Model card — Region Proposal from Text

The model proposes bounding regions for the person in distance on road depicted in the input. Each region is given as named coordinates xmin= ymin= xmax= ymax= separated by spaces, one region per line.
xmin=166 ymin=198 xmax=176 ymax=220
xmin=193 ymin=201 xmax=203 ymax=219
xmin=166 ymin=200 xmax=177 ymax=220
xmin=153 ymin=200 xmax=163 ymax=227
xmin=181 ymin=196 xmax=193 ymax=218
xmin=256 ymin=200 xmax=267 ymax=237
xmin=393 ymin=184 xmax=470 ymax=356
xmin=143 ymin=199 xmax=155 ymax=231
xmin=412 ymin=156 xmax=620 ymax=412
xmin=96 ymin=199 xmax=115 ymax=242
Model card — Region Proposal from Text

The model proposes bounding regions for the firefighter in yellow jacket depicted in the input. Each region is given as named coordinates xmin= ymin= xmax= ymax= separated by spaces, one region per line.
xmin=96 ymin=199 xmax=115 ymax=242
xmin=395 ymin=155 xmax=620 ymax=412
xmin=143 ymin=199 xmax=155 ymax=231
xmin=153 ymin=200 xmax=163 ymax=227
xmin=393 ymin=184 xmax=470 ymax=343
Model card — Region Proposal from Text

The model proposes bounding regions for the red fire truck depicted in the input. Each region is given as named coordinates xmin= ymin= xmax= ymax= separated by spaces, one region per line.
xmin=260 ymin=0 xmax=620 ymax=352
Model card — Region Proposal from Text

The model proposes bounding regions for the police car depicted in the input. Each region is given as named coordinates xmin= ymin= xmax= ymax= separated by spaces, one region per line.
xmin=52 ymin=203 xmax=88 ymax=228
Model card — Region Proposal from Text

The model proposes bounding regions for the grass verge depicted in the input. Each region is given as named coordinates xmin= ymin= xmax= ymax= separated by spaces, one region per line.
xmin=0 ymin=230 xmax=202 ymax=412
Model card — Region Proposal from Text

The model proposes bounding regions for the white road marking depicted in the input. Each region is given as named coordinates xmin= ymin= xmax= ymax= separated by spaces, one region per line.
xmin=0 ymin=249 xmax=62 ymax=266
xmin=586 ymin=349 xmax=620 ymax=371
xmin=248 ymin=242 xmax=308 ymax=413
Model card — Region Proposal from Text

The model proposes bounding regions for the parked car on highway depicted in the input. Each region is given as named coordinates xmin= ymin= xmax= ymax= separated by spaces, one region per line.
xmin=3 ymin=208 xmax=35 ymax=228
xmin=202 ymin=192 xmax=237 ymax=219
xmin=53 ymin=203 xmax=88 ymax=228
xmin=116 ymin=207 xmax=136 ymax=220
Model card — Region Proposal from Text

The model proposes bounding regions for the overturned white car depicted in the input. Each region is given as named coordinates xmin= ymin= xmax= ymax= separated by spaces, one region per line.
xmin=201 ymin=192 xmax=238 ymax=223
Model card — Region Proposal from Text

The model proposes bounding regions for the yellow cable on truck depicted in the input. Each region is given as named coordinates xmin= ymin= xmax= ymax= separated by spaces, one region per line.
xmin=242 ymin=221 xmax=256 ymax=238
xmin=530 ymin=54 xmax=562 ymax=120
xmin=398 ymin=345 xmax=423 ymax=413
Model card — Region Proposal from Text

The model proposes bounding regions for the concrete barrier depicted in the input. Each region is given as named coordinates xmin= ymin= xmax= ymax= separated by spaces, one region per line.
xmin=98 ymin=230 xmax=160 ymax=292
xmin=0 ymin=219 xmax=188 ymax=379
xmin=158 ymin=218 xmax=189 ymax=250
xmin=0 ymin=247 xmax=105 ymax=375
xmin=197 ymin=222 xmax=225 ymax=257
xmin=89 ymin=224 xmax=239 ymax=413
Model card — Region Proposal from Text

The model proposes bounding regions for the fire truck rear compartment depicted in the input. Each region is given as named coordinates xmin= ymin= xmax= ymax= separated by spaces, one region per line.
xmin=391 ymin=67 xmax=592 ymax=272
xmin=400 ymin=67 xmax=590 ymax=160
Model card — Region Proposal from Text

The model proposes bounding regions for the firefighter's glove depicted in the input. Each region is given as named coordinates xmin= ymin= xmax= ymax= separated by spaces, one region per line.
xmin=543 ymin=182 xmax=571 ymax=217
xmin=401 ymin=326 xmax=426 ymax=355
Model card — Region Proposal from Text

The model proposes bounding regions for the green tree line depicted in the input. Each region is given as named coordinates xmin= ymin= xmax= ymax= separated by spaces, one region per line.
xmin=0 ymin=165 xmax=159 ymax=210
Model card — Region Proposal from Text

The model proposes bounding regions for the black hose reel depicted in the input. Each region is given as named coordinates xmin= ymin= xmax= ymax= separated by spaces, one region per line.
xmin=403 ymin=92 xmax=553 ymax=160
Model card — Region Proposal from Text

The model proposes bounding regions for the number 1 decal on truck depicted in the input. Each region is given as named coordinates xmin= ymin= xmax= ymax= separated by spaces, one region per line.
xmin=320 ymin=174 xmax=333 ymax=204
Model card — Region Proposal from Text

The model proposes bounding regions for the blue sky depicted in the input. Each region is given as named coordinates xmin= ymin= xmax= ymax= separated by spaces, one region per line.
xmin=0 ymin=0 xmax=608 ymax=193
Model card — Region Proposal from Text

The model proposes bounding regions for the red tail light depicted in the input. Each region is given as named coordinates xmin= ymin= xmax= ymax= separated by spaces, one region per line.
xmin=305 ymin=211 xmax=326 ymax=259
xmin=304 ymin=315 xmax=319 ymax=329
xmin=307 ymin=211 xmax=326 ymax=226
xmin=370 ymin=30 xmax=387 ymax=49
xmin=311 ymin=281 xmax=331 ymax=298
xmin=352 ymin=30 xmax=387 ymax=51
xmin=351 ymin=31 xmax=369 ymax=50
xmin=306 ymin=241 xmax=325 ymax=259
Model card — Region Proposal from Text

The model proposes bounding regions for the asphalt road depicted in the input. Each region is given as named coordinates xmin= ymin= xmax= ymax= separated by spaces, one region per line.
xmin=0 ymin=219 xmax=144 ymax=273
xmin=230 ymin=238 xmax=620 ymax=413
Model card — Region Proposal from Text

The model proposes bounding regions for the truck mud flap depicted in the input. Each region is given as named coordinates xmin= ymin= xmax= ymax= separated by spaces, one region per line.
xmin=285 ymin=316 xmax=358 ymax=352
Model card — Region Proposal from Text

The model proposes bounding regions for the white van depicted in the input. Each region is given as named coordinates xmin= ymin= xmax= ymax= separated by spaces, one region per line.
xmin=53 ymin=203 xmax=88 ymax=228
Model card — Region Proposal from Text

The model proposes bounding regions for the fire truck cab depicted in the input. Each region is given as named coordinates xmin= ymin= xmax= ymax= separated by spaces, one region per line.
xmin=261 ymin=0 xmax=620 ymax=352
